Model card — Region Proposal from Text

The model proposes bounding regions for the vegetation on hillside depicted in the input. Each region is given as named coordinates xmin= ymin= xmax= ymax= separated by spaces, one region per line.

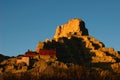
xmin=0 ymin=64 xmax=120 ymax=80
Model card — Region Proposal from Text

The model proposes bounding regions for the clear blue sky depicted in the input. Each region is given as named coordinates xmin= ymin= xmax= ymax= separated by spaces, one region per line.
xmin=0 ymin=0 xmax=120 ymax=56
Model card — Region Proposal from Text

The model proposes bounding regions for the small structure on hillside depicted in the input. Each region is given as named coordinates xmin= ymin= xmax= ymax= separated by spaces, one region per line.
xmin=24 ymin=50 xmax=38 ymax=57
xmin=16 ymin=50 xmax=37 ymax=66
xmin=39 ymin=49 xmax=57 ymax=62
xmin=16 ymin=49 xmax=57 ymax=66
xmin=16 ymin=56 xmax=29 ymax=66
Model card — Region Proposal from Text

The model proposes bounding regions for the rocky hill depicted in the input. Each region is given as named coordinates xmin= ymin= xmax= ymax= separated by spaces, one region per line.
xmin=36 ymin=18 xmax=120 ymax=72
xmin=0 ymin=18 xmax=120 ymax=80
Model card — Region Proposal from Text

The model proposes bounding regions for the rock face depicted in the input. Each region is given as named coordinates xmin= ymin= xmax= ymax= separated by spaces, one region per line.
xmin=54 ymin=18 xmax=88 ymax=39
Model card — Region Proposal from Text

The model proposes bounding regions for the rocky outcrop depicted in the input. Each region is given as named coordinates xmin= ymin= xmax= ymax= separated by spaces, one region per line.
xmin=54 ymin=18 xmax=88 ymax=40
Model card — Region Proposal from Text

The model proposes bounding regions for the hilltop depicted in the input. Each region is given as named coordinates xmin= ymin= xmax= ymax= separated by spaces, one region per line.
xmin=0 ymin=18 xmax=120 ymax=80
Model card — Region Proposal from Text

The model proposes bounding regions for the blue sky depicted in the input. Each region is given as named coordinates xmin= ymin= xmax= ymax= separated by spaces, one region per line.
xmin=0 ymin=0 xmax=120 ymax=56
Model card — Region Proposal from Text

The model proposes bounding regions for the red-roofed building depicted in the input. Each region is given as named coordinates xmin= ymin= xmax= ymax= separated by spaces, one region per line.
xmin=16 ymin=49 xmax=57 ymax=66
xmin=16 ymin=56 xmax=29 ymax=66
xmin=24 ymin=50 xmax=38 ymax=57
xmin=16 ymin=50 xmax=37 ymax=66
xmin=39 ymin=49 xmax=56 ymax=61
xmin=39 ymin=49 xmax=56 ymax=55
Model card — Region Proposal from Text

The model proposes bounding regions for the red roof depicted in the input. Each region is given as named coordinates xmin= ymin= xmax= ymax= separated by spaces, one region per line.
xmin=39 ymin=49 xmax=56 ymax=55
xmin=24 ymin=51 xmax=38 ymax=57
